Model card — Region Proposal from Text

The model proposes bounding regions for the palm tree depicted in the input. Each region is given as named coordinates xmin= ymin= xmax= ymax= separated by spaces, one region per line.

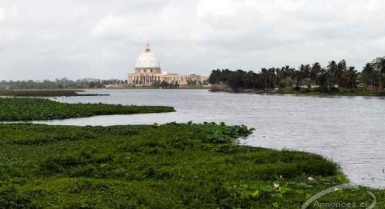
xmin=376 ymin=58 xmax=385 ymax=91
xmin=366 ymin=57 xmax=385 ymax=90
xmin=347 ymin=66 xmax=357 ymax=89
xmin=337 ymin=60 xmax=347 ymax=87
xmin=268 ymin=68 xmax=276 ymax=89
xmin=362 ymin=63 xmax=374 ymax=90
xmin=327 ymin=61 xmax=338 ymax=87
xmin=261 ymin=68 xmax=269 ymax=89
xmin=311 ymin=63 xmax=322 ymax=84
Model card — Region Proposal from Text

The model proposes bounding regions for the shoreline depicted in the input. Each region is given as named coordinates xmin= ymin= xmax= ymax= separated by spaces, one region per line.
xmin=0 ymin=89 xmax=110 ymax=97
xmin=209 ymin=88 xmax=385 ymax=97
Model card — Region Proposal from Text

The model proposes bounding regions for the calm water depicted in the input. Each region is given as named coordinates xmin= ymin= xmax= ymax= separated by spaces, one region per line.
xmin=34 ymin=89 xmax=385 ymax=188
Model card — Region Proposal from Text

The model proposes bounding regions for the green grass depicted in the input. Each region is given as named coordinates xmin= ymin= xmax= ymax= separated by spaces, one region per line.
xmin=0 ymin=123 xmax=383 ymax=208
xmin=0 ymin=90 xmax=108 ymax=97
xmin=0 ymin=98 xmax=175 ymax=121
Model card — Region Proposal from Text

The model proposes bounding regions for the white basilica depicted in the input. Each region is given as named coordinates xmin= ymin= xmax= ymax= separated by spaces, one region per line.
xmin=127 ymin=44 xmax=208 ymax=86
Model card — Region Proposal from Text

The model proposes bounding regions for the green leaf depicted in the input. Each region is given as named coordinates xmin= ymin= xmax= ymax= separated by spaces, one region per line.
xmin=273 ymin=202 xmax=279 ymax=208
xmin=337 ymin=175 xmax=349 ymax=183
xmin=296 ymin=182 xmax=312 ymax=188
xmin=252 ymin=190 xmax=260 ymax=198
xmin=279 ymin=187 xmax=290 ymax=194
xmin=100 ymin=163 xmax=109 ymax=168
xmin=262 ymin=185 xmax=274 ymax=192
xmin=272 ymin=193 xmax=283 ymax=198
xmin=296 ymin=190 xmax=304 ymax=194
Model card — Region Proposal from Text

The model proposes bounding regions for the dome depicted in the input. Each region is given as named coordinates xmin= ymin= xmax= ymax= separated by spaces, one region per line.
xmin=135 ymin=44 xmax=160 ymax=68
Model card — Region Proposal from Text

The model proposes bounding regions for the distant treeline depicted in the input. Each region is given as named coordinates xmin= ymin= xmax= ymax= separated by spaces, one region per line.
xmin=1 ymin=78 xmax=208 ymax=90
xmin=0 ymin=78 xmax=126 ymax=89
xmin=209 ymin=57 xmax=385 ymax=93
xmin=151 ymin=81 xmax=180 ymax=89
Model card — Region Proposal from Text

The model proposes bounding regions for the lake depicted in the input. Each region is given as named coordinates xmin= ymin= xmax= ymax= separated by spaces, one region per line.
xmin=35 ymin=89 xmax=385 ymax=188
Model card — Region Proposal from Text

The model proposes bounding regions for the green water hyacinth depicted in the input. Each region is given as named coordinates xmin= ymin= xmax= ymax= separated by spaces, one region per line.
xmin=0 ymin=98 xmax=175 ymax=121
xmin=0 ymin=90 xmax=107 ymax=97
xmin=0 ymin=123 xmax=382 ymax=208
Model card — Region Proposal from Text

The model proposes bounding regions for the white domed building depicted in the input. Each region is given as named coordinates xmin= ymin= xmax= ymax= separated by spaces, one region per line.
xmin=134 ymin=44 xmax=161 ymax=74
xmin=127 ymin=44 xmax=208 ymax=86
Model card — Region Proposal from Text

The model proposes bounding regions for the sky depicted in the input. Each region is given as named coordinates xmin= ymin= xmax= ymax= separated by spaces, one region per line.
xmin=0 ymin=0 xmax=385 ymax=80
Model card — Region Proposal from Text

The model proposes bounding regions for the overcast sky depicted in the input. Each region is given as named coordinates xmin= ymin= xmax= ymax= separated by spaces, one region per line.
xmin=0 ymin=0 xmax=385 ymax=80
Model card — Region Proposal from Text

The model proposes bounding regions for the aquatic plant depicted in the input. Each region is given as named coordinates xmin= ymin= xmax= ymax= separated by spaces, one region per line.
xmin=0 ymin=90 xmax=107 ymax=97
xmin=0 ymin=123 xmax=381 ymax=208
xmin=0 ymin=98 xmax=175 ymax=121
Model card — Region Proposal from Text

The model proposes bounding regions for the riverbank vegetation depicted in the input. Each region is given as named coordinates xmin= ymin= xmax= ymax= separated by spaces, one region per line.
xmin=0 ymin=78 xmax=124 ymax=90
xmin=0 ymin=98 xmax=175 ymax=121
xmin=0 ymin=78 xmax=210 ymax=90
xmin=209 ymin=56 xmax=385 ymax=96
xmin=0 ymin=122 xmax=382 ymax=208
xmin=138 ymin=80 xmax=210 ymax=89
xmin=0 ymin=90 xmax=109 ymax=97
xmin=151 ymin=80 xmax=180 ymax=89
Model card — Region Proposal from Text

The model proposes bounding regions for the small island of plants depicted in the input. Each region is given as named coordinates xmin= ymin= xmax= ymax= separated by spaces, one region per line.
xmin=0 ymin=90 xmax=109 ymax=97
xmin=0 ymin=98 xmax=175 ymax=121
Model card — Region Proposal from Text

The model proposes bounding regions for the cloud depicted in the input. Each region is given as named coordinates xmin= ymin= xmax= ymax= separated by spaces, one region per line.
xmin=0 ymin=7 xmax=4 ymax=22
xmin=70 ymin=4 xmax=89 ymax=19
xmin=92 ymin=2 xmax=197 ymax=43
xmin=0 ymin=0 xmax=385 ymax=80
xmin=8 ymin=5 xmax=19 ymax=19
xmin=92 ymin=14 xmax=128 ymax=37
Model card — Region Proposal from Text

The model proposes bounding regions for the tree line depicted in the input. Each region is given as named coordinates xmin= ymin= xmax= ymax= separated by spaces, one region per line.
xmin=0 ymin=78 xmax=208 ymax=90
xmin=209 ymin=57 xmax=385 ymax=93
xmin=151 ymin=81 xmax=180 ymax=89
xmin=0 ymin=78 xmax=126 ymax=89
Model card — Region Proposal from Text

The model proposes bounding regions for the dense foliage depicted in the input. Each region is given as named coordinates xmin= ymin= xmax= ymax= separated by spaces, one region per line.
xmin=0 ymin=123 xmax=381 ymax=208
xmin=209 ymin=57 xmax=385 ymax=94
xmin=149 ymin=80 xmax=210 ymax=89
xmin=0 ymin=90 xmax=108 ymax=97
xmin=0 ymin=78 xmax=210 ymax=90
xmin=0 ymin=98 xmax=175 ymax=121
xmin=151 ymin=80 xmax=180 ymax=89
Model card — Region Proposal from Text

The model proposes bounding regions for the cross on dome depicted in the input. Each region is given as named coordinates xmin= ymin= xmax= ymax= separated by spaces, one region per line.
xmin=135 ymin=43 xmax=159 ymax=68
xmin=145 ymin=43 xmax=151 ymax=52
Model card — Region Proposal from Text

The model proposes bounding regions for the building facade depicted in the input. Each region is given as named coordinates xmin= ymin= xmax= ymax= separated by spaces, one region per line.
xmin=127 ymin=44 xmax=208 ymax=86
